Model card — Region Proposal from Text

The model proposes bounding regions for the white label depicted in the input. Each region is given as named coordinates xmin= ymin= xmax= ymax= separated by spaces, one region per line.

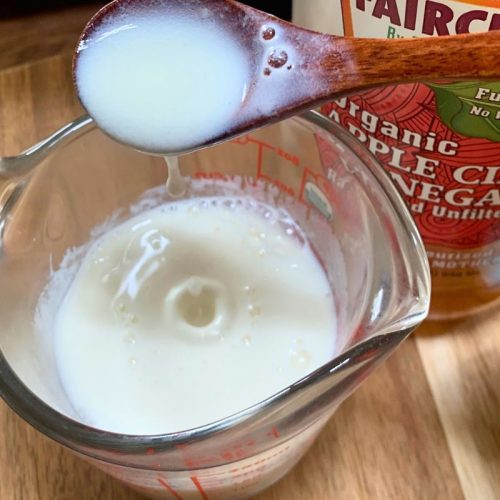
xmin=293 ymin=0 xmax=500 ymax=38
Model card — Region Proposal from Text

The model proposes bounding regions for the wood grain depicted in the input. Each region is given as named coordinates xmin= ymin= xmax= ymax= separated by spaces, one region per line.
xmin=317 ymin=31 xmax=500 ymax=93
xmin=416 ymin=305 xmax=500 ymax=500
xmin=0 ymin=43 xmax=499 ymax=500
xmin=258 ymin=339 xmax=463 ymax=500
xmin=0 ymin=3 xmax=103 ymax=72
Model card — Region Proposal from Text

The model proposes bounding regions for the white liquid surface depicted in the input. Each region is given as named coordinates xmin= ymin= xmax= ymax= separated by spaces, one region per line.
xmin=51 ymin=197 xmax=336 ymax=434
xmin=76 ymin=10 xmax=249 ymax=152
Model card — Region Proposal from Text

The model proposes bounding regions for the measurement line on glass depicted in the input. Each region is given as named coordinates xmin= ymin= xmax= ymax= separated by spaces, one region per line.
xmin=157 ymin=475 xmax=209 ymax=500
xmin=191 ymin=476 xmax=210 ymax=500
xmin=157 ymin=477 xmax=182 ymax=500
xmin=231 ymin=134 xmax=337 ymax=219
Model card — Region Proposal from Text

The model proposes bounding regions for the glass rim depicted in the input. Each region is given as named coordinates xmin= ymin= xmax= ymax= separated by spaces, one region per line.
xmin=0 ymin=111 xmax=430 ymax=463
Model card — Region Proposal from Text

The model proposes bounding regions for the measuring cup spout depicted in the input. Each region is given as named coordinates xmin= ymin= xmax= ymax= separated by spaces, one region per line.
xmin=253 ymin=327 xmax=412 ymax=431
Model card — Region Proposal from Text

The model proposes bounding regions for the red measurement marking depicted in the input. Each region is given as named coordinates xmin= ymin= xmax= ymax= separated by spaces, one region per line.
xmin=231 ymin=135 xmax=250 ymax=145
xmin=267 ymin=426 xmax=280 ymax=439
xmin=193 ymin=171 xmax=228 ymax=180
xmin=190 ymin=476 xmax=209 ymax=500
xmin=256 ymin=139 xmax=265 ymax=180
xmin=247 ymin=137 xmax=300 ymax=168
xmin=275 ymin=147 xmax=300 ymax=166
xmin=232 ymin=134 xmax=302 ymax=195
xmin=146 ymin=447 xmax=155 ymax=455
xmin=182 ymin=455 xmax=220 ymax=468
xmin=246 ymin=136 xmax=275 ymax=150
xmin=157 ymin=477 xmax=183 ymax=500
xmin=273 ymin=179 xmax=294 ymax=196
xmin=299 ymin=168 xmax=309 ymax=201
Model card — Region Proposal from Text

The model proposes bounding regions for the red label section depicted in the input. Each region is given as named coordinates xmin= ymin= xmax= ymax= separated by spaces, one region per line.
xmin=322 ymin=83 xmax=500 ymax=249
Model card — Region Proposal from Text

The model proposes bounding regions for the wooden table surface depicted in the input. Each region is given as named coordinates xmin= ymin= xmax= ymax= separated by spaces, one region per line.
xmin=0 ymin=7 xmax=499 ymax=500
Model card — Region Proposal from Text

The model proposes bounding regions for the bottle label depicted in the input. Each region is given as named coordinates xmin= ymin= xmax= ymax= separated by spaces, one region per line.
xmin=322 ymin=91 xmax=500 ymax=249
xmin=340 ymin=0 xmax=500 ymax=38
xmin=295 ymin=0 xmax=500 ymax=252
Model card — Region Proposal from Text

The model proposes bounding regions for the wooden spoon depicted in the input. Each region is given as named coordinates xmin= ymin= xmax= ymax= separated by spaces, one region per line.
xmin=74 ymin=0 xmax=500 ymax=155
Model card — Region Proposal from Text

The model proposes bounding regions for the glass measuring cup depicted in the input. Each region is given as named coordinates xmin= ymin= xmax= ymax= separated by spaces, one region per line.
xmin=0 ymin=111 xmax=430 ymax=499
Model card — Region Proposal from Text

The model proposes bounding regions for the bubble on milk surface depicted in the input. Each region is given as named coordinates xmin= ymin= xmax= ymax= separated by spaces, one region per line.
xmin=268 ymin=50 xmax=288 ymax=68
xmin=262 ymin=26 xmax=275 ymax=40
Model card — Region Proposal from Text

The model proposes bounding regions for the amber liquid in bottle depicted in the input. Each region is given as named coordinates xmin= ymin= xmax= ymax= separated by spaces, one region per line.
xmin=427 ymin=242 xmax=500 ymax=319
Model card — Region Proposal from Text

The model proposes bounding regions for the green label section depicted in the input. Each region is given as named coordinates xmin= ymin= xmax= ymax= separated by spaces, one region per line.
xmin=429 ymin=82 xmax=500 ymax=142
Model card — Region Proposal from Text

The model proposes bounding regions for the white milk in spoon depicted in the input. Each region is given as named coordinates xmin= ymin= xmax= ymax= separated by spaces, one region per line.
xmin=75 ymin=9 xmax=250 ymax=152
xmin=48 ymin=196 xmax=336 ymax=434
xmin=75 ymin=2 xmax=317 ymax=154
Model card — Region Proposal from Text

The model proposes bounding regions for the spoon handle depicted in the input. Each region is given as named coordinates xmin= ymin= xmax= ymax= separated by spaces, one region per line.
xmin=318 ymin=31 xmax=500 ymax=96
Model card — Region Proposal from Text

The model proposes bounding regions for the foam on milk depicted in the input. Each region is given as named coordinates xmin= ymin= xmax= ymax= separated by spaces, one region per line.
xmin=76 ymin=10 xmax=249 ymax=152
xmin=46 ymin=196 xmax=336 ymax=434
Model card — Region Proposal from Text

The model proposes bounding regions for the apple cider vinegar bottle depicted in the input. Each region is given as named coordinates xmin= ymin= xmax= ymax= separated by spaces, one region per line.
xmin=293 ymin=0 xmax=500 ymax=319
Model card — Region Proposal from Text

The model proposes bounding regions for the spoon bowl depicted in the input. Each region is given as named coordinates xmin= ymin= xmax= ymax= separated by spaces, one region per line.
xmin=74 ymin=0 xmax=500 ymax=155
